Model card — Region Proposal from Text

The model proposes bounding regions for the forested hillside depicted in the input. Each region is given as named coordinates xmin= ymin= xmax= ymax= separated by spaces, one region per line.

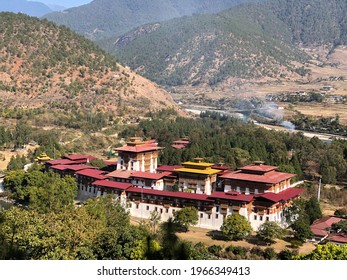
xmin=105 ymin=0 xmax=347 ymax=87
xmin=267 ymin=0 xmax=347 ymax=45
xmin=106 ymin=3 xmax=307 ymax=86
xmin=43 ymin=0 xmax=264 ymax=40
xmin=0 ymin=13 xmax=178 ymax=116
xmin=121 ymin=112 xmax=347 ymax=185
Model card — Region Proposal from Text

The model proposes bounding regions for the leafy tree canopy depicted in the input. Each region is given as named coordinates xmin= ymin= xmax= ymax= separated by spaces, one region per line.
xmin=220 ymin=214 xmax=252 ymax=241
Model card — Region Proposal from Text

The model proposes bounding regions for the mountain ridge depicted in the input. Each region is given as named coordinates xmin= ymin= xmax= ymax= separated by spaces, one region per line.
xmin=43 ymin=0 xmax=265 ymax=40
xmin=0 ymin=12 xmax=179 ymax=117
xmin=101 ymin=0 xmax=347 ymax=87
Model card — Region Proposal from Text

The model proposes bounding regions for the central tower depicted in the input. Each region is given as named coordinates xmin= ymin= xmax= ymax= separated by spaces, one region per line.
xmin=115 ymin=137 xmax=163 ymax=172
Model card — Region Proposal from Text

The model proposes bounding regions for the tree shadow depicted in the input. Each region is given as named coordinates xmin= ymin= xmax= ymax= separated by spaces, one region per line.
xmin=206 ymin=230 xmax=230 ymax=241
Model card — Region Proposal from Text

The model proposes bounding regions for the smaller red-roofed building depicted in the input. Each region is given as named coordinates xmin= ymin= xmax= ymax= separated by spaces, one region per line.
xmin=130 ymin=171 xmax=171 ymax=191
xmin=50 ymin=164 xmax=96 ymax=177
xmin=106 ymin=170 xmax=135 ymax=183
xmin=92 ymin=180 xmax=132 ymax=199
xmin=63 ymin=154 xmax=95 ymax=163
xmin=102 ymin=160 xmax=118 ymax=172
xmin=106 ymin=170 xmax=171 ymax=191
xmin=220 ymin=162 xmax=296 ymax=195
xmin=171 ymin=138 xmax=190 ymax=149
xmin=310 ymin=216 xmax=347 ymax=244
xmin=75 ymin=169 xmax=108 ymax=199
xmin=115 ymin=137 xmax=164 ymax=172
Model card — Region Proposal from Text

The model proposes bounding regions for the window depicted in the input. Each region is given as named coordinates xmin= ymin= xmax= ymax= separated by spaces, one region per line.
xmin=200 ymin=213 xmax=203 ymax=218
xmin=146 ymin=206 xmax=149 ymax=211
xmin=208 ymin=214 xmax=211 ymax=219
xmin=172 ymin=209 xmax=175 ymax=214
xmin=254 ymin=215 xmax=257 ymax=220
xmin=160 ymin=209 xmax=163 ymax=214
xmin=155 ymin=207 xmax=158 ymax=211
xmin=215 ymin=214 xmax=219 ymax=219
xmin=136 ymin=204 xmax=139 ymax=209
xmin=266 ymin=217 xmax=269 ymax=221
xmin=260 ymin=216 xmax=263 ymax=221
xmin=216 ymin=206 xmax=219 ymax=212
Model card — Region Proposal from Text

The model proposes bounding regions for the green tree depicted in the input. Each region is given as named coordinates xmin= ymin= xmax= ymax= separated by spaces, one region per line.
xmin=7 ymin=155 xmax=27 ymax=171
xmin=256 ymin=221 xmax=286 ymax=244
xmin=296 ymin=243 xmax=347 ymax=260
xmin=284 ymin=198 xmax=313 ymax=242
xmin=159 ymin=217 xmax=180 ymax=259
xmin=89 ymin=158 xmax=107 ymax=169
xmin=148 ymin=210 xmax=161 ymax=235
xmin=92 ymin=225 xmax=149 ymax=260
xmin=220 ymin=214 xmax=252 ymax=241
xmin=13 ymin=120 xmax=32 ymax=148
xmin=84 ymin=195 xmax=130 ymax=229
xmin=0 ymin=206 xmax=103 ymax=260
xmin=291 ymin=217 xmax=313 ymax=242
xmin=173 ymin=207 xmax=198 ymax=231
xmin=331 ymin=220 xmax=347 ymax=234
xmin=305 ymin=197 xmax=322 ymax=224
xmin=28 ymin=172 xmax=77 ymax=213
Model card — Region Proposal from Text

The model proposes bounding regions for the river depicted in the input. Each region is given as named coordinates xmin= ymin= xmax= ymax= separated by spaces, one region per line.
xmin=184 ymin=106 xmax=347 ymax=143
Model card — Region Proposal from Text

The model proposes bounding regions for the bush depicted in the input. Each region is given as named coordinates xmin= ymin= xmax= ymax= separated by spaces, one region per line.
xmin=207 ymin=245 xmax=222 ymax=256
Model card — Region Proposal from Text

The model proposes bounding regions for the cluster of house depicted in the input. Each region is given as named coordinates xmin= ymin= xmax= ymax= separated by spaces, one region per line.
xmin=310 ymin=216 xmax=347 ymax=245
xmin=40 ymin=137 xmax=312 ymax=231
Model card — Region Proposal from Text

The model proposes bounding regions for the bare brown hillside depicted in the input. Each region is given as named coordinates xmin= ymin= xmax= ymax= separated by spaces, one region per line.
xmin=0 ymin=13 xmax=180 ymax=117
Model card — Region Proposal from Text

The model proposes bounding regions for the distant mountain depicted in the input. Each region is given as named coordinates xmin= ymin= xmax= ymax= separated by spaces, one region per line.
xmin=103 ymin=0 xmax=347 ymax=87
xmin=0 ymin=0 xmax=52 ymax=17
xmin=267 ymin=0 xmax=347 ymax=45
xmin=46 ymin=4 xmax=66 ymax=12
xmin=40 ymin=1 xmax=91 ymax=9
xmin=43 ymin=0 xmax=265 ymax=40
xmin=0 ymin=13 xmax=178 ymax=116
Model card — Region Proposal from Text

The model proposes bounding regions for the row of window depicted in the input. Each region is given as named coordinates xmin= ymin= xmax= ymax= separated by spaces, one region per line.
xmin=133 ymin=203 xmax=228 ymax=220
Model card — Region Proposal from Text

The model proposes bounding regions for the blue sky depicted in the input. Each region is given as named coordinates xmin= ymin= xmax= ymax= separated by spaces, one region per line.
xmin=38 ymin=0 xmax=92 ymax=8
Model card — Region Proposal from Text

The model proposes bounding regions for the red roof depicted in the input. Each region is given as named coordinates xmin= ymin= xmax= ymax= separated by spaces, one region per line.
xmin=131 ymin=171 xmax=171 ymax=180
xmin=115 ymin=144 xmax=163 ymax=153
xmin=239 ymin=164 xmax=278 ymax=173
xmin=64 ymin=154 xmax=95 ymax=161
xmin=212 ymin=165 xmax=231 ymax=171
xmin=103 ymin=160 xmax=117 ymax=166
xmin=75 ymin=169 xmax=107 ymax=180
xmin=156 ymin=165 xmax=183 ymax=172
xmin=92 ymin=180 xmax=132 ymax=190
xmin=311 ymin=216 xmax=344 ymax=231
xmin=220 ymin=170 xmax=295 ymax=184
xmin=50 ymin=164 xmax=95 ymax=172
xmin=328 ymin=234 xmax=347 ymax=244
xmin=126 ymin=187 xmax=213 ymax=202
xmin=311 ymin=228 xmax=329 ymax=237
xmin=66 ymin=164 xmax=96 ymax=171
xmin=208 ymin=191 xmax=254 ymax=202
xmin=173 ymin=140 xmax=190 ymax=144
xmin=46 ymin=159 xmax=76 ymax=166
xmin=171 ymin=144 xmax=187 ymax=149
xmin=106 ymin=170 xmax=135 ymax=179
xmin=257 ymin=188 xmax=305 ymax=203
